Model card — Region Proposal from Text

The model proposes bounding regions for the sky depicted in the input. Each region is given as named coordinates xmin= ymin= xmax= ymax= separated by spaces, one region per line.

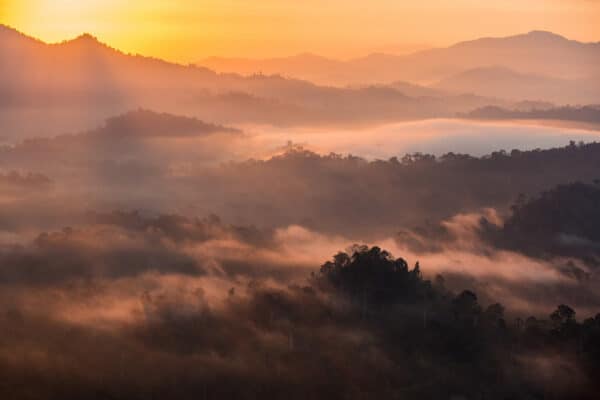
xmin=1 ymin=0 xmax=599 ymax=61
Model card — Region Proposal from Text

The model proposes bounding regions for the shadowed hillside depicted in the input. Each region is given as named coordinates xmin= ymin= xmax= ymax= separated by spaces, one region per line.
xmin=483 ymin=182 xmax=600 ymax=266
xmin=0 ymin=241 xmax=598 ymax=399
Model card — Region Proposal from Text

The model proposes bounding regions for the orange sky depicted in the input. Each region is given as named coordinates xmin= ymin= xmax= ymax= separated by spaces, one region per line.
xmin=1 ymin=0 xmax=599 ymax=61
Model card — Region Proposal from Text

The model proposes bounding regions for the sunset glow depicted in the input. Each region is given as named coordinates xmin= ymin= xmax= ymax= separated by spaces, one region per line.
xmin=2 ymin=1 xmax=600 ymax=398
xmin=2 ymin=0 xmax=599 ymax=61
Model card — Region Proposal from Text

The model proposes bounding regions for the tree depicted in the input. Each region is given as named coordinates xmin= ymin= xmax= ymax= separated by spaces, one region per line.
xmin=452 ymin=290 xmax=481 ymax=326
xmin=550 ymin=304 xmax=576 ymax=326
xmin=318 ymin=246 xmax=432 ymax=306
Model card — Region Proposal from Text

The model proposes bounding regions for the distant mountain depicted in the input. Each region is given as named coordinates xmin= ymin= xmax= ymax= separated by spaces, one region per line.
xmin=198 ymin=30 xmax=600 ymax=95
xmin=463 ymin=105 xmax=600 ymax=125
xmin=351 ymin=81 xmax=448 ymax=98
xmin=91 ymin=109 xmax=241 ymax=138
xmin=0 ymin=25 xmax=217 ymax=102
xmin=0 ymin=109 xmax=248 ymax=185
xmin=0 ymin=25 xmax=519 ymax=138
xmin=434 ymin=66 xmax=600 ymax=104
xmin=201 ymin=53 xmax=345 ymax=84
xmin=425 ymin=31 xmax=600 ymax=80
xmin=3 ymin=25 xmax=597 ymax=141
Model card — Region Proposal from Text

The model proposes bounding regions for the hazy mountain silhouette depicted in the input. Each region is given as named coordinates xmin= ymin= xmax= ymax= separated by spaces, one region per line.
xmin=352 ymin=81 xmax=447 ymax=97
xmin=199 ymin=30 xmax=600 ymax=100
xmin=424 ymin=31 xmax=600 ymax=79
xmin=463 ymin=105 xmax=600 ymax=126
xmin=0 ymin=25 xmax=524 ymax=138
xmin=201 ymin=53 xmax=345 ymax=84
xmin=0 ymin=24 xmax=216 ymax=101
xmin=434 ymin=66 xmax=600 ymax=104
xmin=93 ymin=109 xmax=240 ymax=138
xmin=2 ymin=25 xmax=598 ymax=140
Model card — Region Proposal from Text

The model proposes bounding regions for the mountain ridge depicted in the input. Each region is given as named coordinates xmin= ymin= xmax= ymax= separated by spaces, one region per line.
xmin=198 ymin=29 xmax=600 ymax=87
xmin=0 ymin=24 xmax=597 ymax=138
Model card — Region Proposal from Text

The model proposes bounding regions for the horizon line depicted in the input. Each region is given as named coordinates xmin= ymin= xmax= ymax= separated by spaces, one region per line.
xmin=2 ymin=23 xmax=599 ymax=64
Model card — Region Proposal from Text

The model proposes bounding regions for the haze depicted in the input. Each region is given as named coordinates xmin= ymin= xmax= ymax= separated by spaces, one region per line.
xmin=2 ymin=0 xmax=599 ymax=60
xmin=1 ymin=2 xmax=600 ymax=399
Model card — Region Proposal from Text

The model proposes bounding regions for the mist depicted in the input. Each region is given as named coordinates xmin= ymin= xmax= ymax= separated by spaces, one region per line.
xmin=241 ymin=118 xmax=600 ymax=159
xmin=1 ymin=18 xmax=600 ymax=400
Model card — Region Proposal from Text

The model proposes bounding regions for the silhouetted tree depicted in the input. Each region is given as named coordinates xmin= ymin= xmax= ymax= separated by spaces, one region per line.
xmin=319 ymin=245 xmax=433 ymax=306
